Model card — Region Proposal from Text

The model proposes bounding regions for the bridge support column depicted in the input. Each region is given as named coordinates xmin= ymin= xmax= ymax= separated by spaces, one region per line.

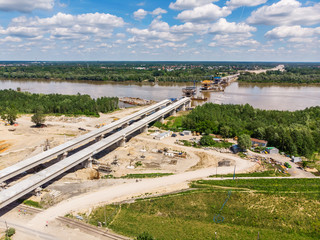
xmin=83 ymin=157 xmax=93 ymax=169
xmin=187 ymin=101 xmax=191 ymax=108
xmin=172 ymin=109 xmax=177 ymax=116
xmin=57 ymin=152 xmax=68 ymax=161
xmin=140 ymin=125 xmax=148 ymax=133
xmin=95 ymin=135 xmax=103 ymax=142
xmin=122 ymin=123 xmax=129 ymax=129
xmin=159 ymin=116 xmax=164 ymax=124
xmin=119 ymin=137 xmax=126 ymax=147
xmin=0 ymin=182 xmax=6 ymax=190
xmin=35 ymin=187 xmax=42 ymax=197
xmin=181 ymin=104 xmax=186 ymax=111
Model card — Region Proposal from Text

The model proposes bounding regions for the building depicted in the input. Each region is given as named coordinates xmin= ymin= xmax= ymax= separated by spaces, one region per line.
xmin=266 ymin=147 xmax=279 ymax=154
xmin=292 ymin=156 xmax=302 ymax=163
xmin=154 ymin=131 xmax=172 ymax=140
xmin=251 ymin=138 xmax=268 ymax=147
xmin=182 ymin=130 xmax=192 ymax=135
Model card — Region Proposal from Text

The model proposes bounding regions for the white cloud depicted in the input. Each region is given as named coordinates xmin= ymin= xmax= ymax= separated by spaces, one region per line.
xmin=151 ymin=8 xmax=167 ymax=16
xmin=0 ymin=36 xmax=22 ymax=42
xmin=265 ymin=25 xmax=320 ymax=39
xmin=0 ymin=0 xmax=54 ymax=12
xmin=176 ymin=4 xmax=231 ymax=23
xmin=0 ymin=12 xmax=125 ymax=40
xmin=169 ymin=0 xmax=215 ymax=10
xmin=171 ymin=22 xmax=210 ymax=34
xmin=226 ymin=0 xmax=267 ymax=9
xmin=209 ymin=18 xmax=256 ymax=34
xmin=247 ymin=0 xmax=320 ymax=26
xmin=209 ymin=33 xmax=259 ymax=47
xmin=133 ymin=9 xmax=148 ymax=20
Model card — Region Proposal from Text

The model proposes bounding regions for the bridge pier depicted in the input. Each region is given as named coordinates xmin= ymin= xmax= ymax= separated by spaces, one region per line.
xmin=159 ymin=116 xmax=164 ymax=124
xmin=119 ymin=137 xmax=126 ymax=147
xmin=57 ymin=152 xmax=68 ymax=161
xmin=95 ymin=135 xmax=103 ymax=142
xmin=172 ymin=109 xmax=177 ymax=116
xmin=0 ymin=182 xmax=6 ymax=190
xmin=82 ymin=157 xmax=93 ymax=169
xmin=122 ymin=123 xmax=129 ymax=129
xmin=140 ymin=125 xmax=148 ymax=133
xmin=181 ymin=104 xmax=186 ymax=111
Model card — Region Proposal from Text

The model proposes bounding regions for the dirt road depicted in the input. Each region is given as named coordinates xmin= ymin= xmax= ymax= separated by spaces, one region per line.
xmin=28 ymin=160 xmax=255 ymax=230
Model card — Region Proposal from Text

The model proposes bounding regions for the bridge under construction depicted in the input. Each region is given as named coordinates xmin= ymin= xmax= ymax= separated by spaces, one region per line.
xmin=0 ymin=98 xmax=191 ymax=209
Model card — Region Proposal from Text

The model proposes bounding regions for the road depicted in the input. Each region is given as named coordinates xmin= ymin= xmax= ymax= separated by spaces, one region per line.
xmin=27 ymin=161 xmax=255 ymax=229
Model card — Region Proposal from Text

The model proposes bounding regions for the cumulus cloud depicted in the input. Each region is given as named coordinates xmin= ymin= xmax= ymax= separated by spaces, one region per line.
xmin=209 ymin=18 xmax=256 ymax=34
xmin=0 ymin=12 xmax=125 ymax=40
xmin=151 ymin=8 xmax=167 ymax=16
xmin=226 ymin=0 xmax=267 ymax=9
xmin=265 ymin=25 xmax=320 ymax=39
xmin=176 ymin=4 xmax=231 ymax=23
xmin=169 ymin=0 xmax=215 ymax=10
xmin=134 ymin=8 xmax=167 ymax=20
xmin=247 ymin=0 xmax=320 ymax=26
xmin=0 ymin=0 xmax=54 ymax=12
xmin=133 ymin=9 xmax=148 ymax=20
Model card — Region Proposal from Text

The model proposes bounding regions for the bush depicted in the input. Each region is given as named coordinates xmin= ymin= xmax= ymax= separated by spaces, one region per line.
xmin=238 ymin=134 xmax=252 ymax=150
xmin=6 ymin=227 xmax=15 ymax=237
xmin=135 ymin=232 xmax=155 ymax=240
xmin=199 ymin=135 xmax=215 ymax=146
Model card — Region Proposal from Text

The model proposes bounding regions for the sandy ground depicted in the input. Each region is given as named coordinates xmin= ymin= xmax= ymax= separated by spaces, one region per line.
xmin=0 ymin=106 xmax=144 ymax=170
xmin=242 ymin=64 xmax=285 ymax=74
xmin=0 ymin=109 xmax=257 ymax=240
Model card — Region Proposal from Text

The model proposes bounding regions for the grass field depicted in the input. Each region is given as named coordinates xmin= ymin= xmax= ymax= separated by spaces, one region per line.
xmin=208 ymin=170 xmax=288 ymax=178
xmin=85 ymin=178 xmax=320 ymax=240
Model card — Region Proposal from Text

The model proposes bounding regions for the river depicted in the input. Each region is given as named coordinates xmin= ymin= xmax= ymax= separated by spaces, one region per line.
xmin=1 ymin=79 xmax=320 ymax=111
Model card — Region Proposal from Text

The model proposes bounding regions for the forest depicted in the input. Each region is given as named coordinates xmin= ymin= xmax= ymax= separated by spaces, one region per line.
xmin=0 ymin=89 xmax=118 ymax=117
xmin=238 ymin=66 xmax=320 ymax=83
xmin=182 ymin=103 xmax=320 ymax=158
xmin=0 ymin=62 xmax=277 ymax=83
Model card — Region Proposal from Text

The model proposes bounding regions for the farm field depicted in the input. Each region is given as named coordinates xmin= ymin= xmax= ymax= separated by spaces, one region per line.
xmin=83 ymin=178 xmax=320 ymax=240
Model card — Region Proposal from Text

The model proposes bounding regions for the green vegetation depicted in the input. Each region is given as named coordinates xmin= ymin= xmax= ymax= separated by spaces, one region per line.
xmin=199 ymin=135 xmax=233 ymax=148
xmin=101 ymin=173 xmax=173 ymax=179
xmin=208 ymin=170 xmax=287 ymax=178
xmin=121 ymin=173 xmax=173 ymax=178
xmin=0 ymin=108 xmax=18 ymax=125
xmin=0 ymin=62 xmax=263 ymax=83
xmin=135 ymin=232 xmax=155 ymax=240
xmin=31 ymin=109 xmax=46 ymax=126
xmin=238 ymin=67 xmax=320 ymax=84
xmin=0 ymin=89 xmax=118 ymax=117
xmin=87 ymin=178 xmax=320 ymax=239
xmin=237 ymin=134 xmax=251 ymax=150
xmin=23 ymin=199 xmax=42 ymax=208
xmin=182 ymin=103 xmax=320 ymax=158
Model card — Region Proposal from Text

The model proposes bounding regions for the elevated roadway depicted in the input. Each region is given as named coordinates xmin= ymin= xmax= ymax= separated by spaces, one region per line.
xmin=0 ymin=99 xmax=171 ymax=183
xmin=0 ymin=98 xmax=190 ymax=209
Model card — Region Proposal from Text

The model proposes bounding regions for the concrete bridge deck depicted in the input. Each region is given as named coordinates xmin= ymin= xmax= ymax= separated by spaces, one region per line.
xmin=0 ymin=98 xmax=190 ymax=209
xmin=0 ymin=99 xmax=171 ymax=183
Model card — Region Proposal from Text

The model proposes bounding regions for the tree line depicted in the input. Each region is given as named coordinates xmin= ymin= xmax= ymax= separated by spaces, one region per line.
xmin=0 ymin=89 xmax=118 ymax=117
xmin=238 ymin=67 xmax=320 ymax=84
xmin=182 ymin=103 xmax=320 ymax=158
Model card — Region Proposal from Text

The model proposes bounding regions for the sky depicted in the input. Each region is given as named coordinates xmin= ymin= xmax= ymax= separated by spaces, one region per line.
xmin=0 ymin=0 xmax=319 ymax=62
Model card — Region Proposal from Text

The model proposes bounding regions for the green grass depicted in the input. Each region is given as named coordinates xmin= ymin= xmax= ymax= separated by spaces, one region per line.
xmin=101 ymin=173 xmax=173 ymax=179
xmin=121 ymin=173 xmax=173 ymax=178
xmin=87 ymin=178 xmax=320 ymax=239
xmin=23 ymin=199 xmax=42 ymax=209
xmin=208 ymin=170 xmax=287 ymax=178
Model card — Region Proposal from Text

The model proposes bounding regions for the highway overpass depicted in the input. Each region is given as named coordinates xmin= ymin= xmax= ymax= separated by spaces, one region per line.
xmin=0 ymin=99 xmax=171 ymax=183
xmin=0 ymin=98 xmax=190 ymax=209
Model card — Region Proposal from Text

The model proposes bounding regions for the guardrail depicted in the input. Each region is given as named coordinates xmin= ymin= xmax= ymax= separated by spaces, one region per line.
xmin=0 ymin=99 xmax=171 ymax=183
xmin=0 ymin=98 xmax=190 ymax=209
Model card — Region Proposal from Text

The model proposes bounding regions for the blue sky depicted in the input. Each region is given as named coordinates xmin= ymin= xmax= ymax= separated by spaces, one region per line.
xmin=0 ymin=0 xmax=319 ymax=61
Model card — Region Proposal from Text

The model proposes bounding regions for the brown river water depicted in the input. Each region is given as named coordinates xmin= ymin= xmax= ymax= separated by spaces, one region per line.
xmin=1 ymin=79 xmax=320 ymax=111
